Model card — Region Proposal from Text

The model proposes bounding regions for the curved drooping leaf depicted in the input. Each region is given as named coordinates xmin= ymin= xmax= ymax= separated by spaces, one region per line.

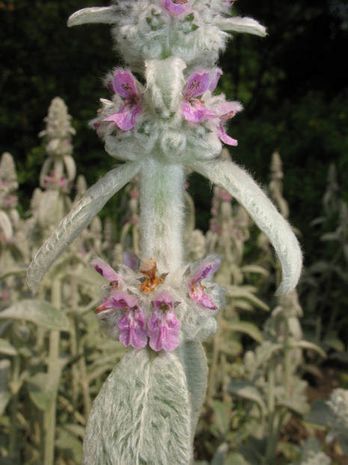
xmin=83 ymin=349 xmax=192 ymax=465
xmin=0 ymin=300 xmax=70 ymax=331
xmin=27 ymin=161 xmax=141 ymax=292
xmin=229 ymin=380 xmax=267 ymax=415
xmin=225 ymin=321 xmax=263 ymax=343
xmin=191 ymin=159 xmax=303 ymax=295
xmin=0 ymin=360 xmax=11 ymax=416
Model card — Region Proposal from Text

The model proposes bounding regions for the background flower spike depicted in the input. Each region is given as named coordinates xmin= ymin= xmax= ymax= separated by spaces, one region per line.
xmin=191 ymin=158 xmax=302 ymax=295
xmin=67 ymin=7 xmax=116 ymax=27
xmin=27 ymin=161 xmax=141 ymax=292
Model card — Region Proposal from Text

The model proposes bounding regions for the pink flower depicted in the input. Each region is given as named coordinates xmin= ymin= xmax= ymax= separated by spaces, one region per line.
xmin=118 ymin=308 xmax=147 ymax=350
xmin=188 ymin=256 xmax=221 ymax=310
xmin=104 ymin=69 xmax=142 ymax=131
xmin=148 ymin=292 xmax=181 ymax=352
xmin=92 ymin=258 xmax=121 ymax=286
xmin=161 ymin=0 xmax=191 ymax=16
xmin=96 ymin=288 xmax=147 ymax=350
xmin=43 ymin=175 xmax=68 ymax=189
xmin=182 ymin=69 xmax=222 ymax=123
xmin=182 ymin=69 xmax=242 ymax=146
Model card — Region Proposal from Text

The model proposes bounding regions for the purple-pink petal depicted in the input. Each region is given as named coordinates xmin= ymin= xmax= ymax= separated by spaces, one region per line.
xmin=184 ymin=71 xmax=211 ymax=99
xmin=110 ymin=291 xmax=139 ymax=310
xmin=162 ymin=0 xmax=190 ymax=16
xmin=208 ymin=68 xmax=223 ymax=93
xmin=184 ymin=69 xmax=222 ymax=99
xmin=118 ymin=309 xmax=147 ymax=350
xmin=152 ymin=291 xmax=175 ymax=311
xmin=189 ymin=285 xmax=218 ymax=310
xmin=104 ymin=103 xmax=142 ymax=131
xmin=182 ymin=100 xmax=216 ymax=123
xmin=217 ymin=126 xmax=238 ymax=147
xmin=191 ymin=257 xmax=221 ymax=284
xmin=123 ymin=251 xmax=140 ymax=271
xmin=91 ymin=258 xmax=121 ymax=283
xmin=111 ymin=69 xmax=139 ymax=99
xmin=148 ymin=309 xmax=181 ymax=352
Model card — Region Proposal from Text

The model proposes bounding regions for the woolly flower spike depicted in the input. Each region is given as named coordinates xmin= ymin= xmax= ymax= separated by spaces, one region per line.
xmin=188 ymin=256 xmax=221 ymax=310
xmin=68 ymin=2 xmax=266 ymax=70
xmin=104 ymin=69 xmax=142 ymax=131
xmin=182 ymin=69 xmax=242 ymax=146
xmin=162 ymin=0 xmax=191 ymax=17
xmin=148 ymin=291 xmax=181 ymax=352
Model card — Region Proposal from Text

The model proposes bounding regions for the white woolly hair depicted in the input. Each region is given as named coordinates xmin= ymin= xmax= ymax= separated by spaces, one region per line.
xmin=191 ymin=158 xmax=303 ymax=295
xmin=27 ymin=162 xmax=141 ymax=291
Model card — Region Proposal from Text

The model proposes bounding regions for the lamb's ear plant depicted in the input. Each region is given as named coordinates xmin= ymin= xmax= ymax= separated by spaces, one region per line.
xmin=301 ymin=164 xmax=348 ymax=356
xmin=228 ymin=153 xmax=323 ymax=465
xmin=27 ymin=2 xmax=303 ymax=464
xmin=307 ymin=388 xmax=348 ymax=457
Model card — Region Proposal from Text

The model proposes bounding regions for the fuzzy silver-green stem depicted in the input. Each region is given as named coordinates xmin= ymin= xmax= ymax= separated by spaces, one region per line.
xmin=139 ymin=159 xmax=185 ymax=272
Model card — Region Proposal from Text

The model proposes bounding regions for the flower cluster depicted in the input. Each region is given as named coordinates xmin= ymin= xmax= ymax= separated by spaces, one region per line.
xmin=92 ymin=65 xmax=242 ymax=162
xmin=92 ymin=255 xmax=222 ymax=351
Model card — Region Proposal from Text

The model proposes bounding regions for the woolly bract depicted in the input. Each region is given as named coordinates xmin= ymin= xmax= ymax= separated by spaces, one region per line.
xmin=68 ymin=1 xmax=267 ymax=69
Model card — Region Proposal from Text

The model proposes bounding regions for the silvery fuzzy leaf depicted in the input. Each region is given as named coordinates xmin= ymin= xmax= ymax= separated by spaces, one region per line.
xmin=225 ymin=321 xmax=263 ymax=343
xmin=216 ymin=17 xmax=267 ymax=37
xmin=27 ymin=373 xmax=59 ymax=411
xmin=68 ymin=6 xmax=117 ymax=27
xmin=63 ymin=155 xmax=76 ymax=182
xmin=295 ymin=438 xmax=331 ymax=465
xmin=27 ymin=161 xmax=140 ymax=291
xmin=306 ymin=400 xmax=335 ymax=427
xmin=229 ymin=380 xmax=266 ymax=415
xmin=0 ymin=210 xmax=13 ymax=240
xmin=191 ymin=159 xmax=303 ymax=295
xmin=295 ymin=340 xmax=326 ymax=358
xmin=211 ymin=443 xmax=229 ymax=465
xmin=38 ymin=190 xmax=65 ymax=228
xmin=178 ymin=341 xmax=208 ymax=437
xmin=83 ymin=349 xmax=192 ymax=465
xmin=0 ymin=300 xmax=70 ymax=331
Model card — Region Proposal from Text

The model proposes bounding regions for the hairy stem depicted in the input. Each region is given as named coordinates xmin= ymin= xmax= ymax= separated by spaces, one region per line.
xmin=139 ymin=159 xmax=185 ymax=272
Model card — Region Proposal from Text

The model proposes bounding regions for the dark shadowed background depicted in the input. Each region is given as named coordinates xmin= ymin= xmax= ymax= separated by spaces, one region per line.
xmin=1 ymin=0 xmax=348 ymax=258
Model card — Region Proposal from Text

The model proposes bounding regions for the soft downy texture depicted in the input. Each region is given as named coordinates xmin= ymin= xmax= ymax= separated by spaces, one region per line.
xmin=190 ymin=158 xmax=302 ymax=294
xmin=27 ymin=2 xmax=303 ymax=464
xmin=83 ymin=350 xmax=192 ymax=465
xmin=27 ymin=161 xmax=141 ymax=291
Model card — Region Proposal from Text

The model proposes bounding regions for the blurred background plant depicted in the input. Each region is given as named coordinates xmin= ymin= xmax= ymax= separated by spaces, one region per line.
xmin=0 ymin=97 xmax=347 ymax=464
xmin=1 ymin=0 xmax=348 ymax=463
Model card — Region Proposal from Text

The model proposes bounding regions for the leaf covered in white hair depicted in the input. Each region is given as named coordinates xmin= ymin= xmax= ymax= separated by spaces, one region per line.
xmin=216 ymin=16 xmax=267 ymax=37
xmin=83 ymin=349 xmax=192 ymax=465
xmin=191 ymin=158 xmax=302 ymax=294
xmin=27 ymin=161 xmax=141 ymax=292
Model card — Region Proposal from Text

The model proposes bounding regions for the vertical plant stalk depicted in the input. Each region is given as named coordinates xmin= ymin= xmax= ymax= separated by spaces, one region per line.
xmin=265 ymin=363 xmax=278 ymax=464
xmin=9 ymin=354 xmax=20 ymax=461
xmin=139 ymin=159 xmax=210 ymax=441
xmin=44 ymin=278 xmax=62 ymax=465
xmin=139 ymin=159 xmax=185 ymax=271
